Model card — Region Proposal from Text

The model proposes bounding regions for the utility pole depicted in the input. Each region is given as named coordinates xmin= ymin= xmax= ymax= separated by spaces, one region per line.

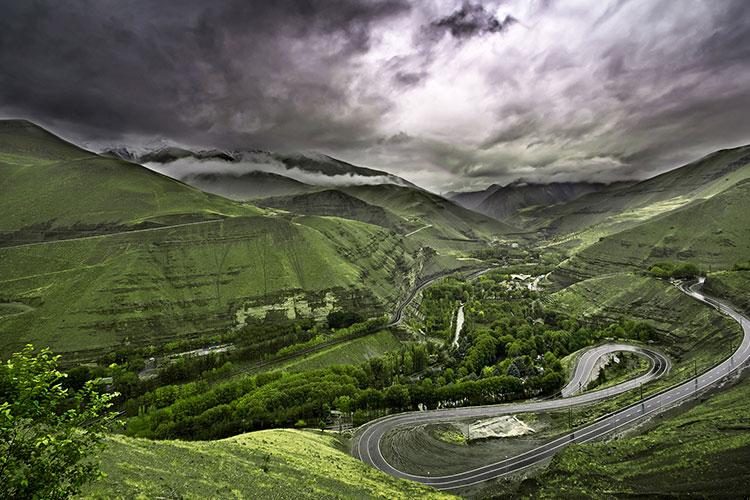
xmin=568 ymin=406 xmax=572 ymax=430
xmin=694 ymin=360 xmax=698 ymax=392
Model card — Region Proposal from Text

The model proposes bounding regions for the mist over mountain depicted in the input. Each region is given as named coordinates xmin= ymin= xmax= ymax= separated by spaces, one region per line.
xmin=103 ymin=146 xmax=416 ymax=193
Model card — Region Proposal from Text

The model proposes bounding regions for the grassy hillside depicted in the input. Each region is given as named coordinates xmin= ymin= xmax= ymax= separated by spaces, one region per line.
xmin=340 ymin=184 xmax=514 ymax=245
xmin=0 ymin=214 xmax=425 ymax=360
xmin=80 ymin=430 xmax=451 ymax=499
xmin=278 ymin=329 xmax=402 ymax=372
xmin=523 ymin=375 xmax=750 ymax=498
xmin=556 ymin=179 xmax=750 ymax=281
xmin=529 ymin=144 xmax=750 ymax=248
xmin=545 ymin=273 xmax=740 ymax=377
xmin=183 ymin=170 xmax=316 ymax=200
xmin=257 ymin=189 xmax=408 ymax=232
xmin=0 ymin=120 xmax=254 ymax=241
xmin=704 ymin=270 xmax=750 ymax=315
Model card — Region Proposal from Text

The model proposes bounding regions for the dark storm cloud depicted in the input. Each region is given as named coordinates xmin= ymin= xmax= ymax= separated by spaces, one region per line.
xmin=0 ymin=0 xmax=409 ymax=150
xmin=430 ymin=3 xmax=517 ymax=39
xmin=0 ymin=0 xmax=749 ymax=192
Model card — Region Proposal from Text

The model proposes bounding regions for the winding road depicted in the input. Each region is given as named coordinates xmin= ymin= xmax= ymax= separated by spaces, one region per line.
xmin=560 ymin=343 xmax=668 ymax=397
xmin=352 ymin=280 xmax=749 ymax=490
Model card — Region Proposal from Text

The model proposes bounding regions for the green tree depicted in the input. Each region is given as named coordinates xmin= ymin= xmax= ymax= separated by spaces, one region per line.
xmin=0 ymin=345 xmax=118 ymax=499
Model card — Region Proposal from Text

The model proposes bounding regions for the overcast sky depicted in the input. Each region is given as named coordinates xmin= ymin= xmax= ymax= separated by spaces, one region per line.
xmin=1 ymin=0 xmax=749 ymax=191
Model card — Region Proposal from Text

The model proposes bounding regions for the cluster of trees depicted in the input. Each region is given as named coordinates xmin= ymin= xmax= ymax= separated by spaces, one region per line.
xmin=74 ymin=312 xmax=385 ymax=403
xmin=126 ymin=358 xmax=527 ymax=441
xmin=648 ymin=261 xmax=701 ymax=279
xmin=420 ymin=280 xmax=471 ymax=339
xmin=125 ymin=275 xmax=658 ymax=441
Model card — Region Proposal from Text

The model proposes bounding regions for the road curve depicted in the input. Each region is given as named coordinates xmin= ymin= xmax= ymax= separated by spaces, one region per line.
xmin=560 ymin=343 xmax=666 ymax=397
xmin=352 ymin=281 xmax=749 ymax=490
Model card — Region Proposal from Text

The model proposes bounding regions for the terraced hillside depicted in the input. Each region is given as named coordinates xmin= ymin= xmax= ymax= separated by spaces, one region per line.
xmin=556 ymin=179 xmax=750 ymax=281
xmin=0 ymin=215 xmax=421 ymax=360
xmin=0 ymin=121 xmax=463 ymax=360
xmin=80 ymin=430 xmax=451 ymax=499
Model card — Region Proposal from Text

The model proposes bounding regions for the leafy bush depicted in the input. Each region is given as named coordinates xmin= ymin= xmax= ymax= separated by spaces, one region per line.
xmin=649 ymin=261 xmax=700 ymax=279
xmin=0 ymin=345 xmax=119 ymax=499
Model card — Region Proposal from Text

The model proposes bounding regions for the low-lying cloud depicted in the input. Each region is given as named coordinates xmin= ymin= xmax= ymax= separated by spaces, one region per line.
xmin=143 ymin=156 xmax=409 ymax=187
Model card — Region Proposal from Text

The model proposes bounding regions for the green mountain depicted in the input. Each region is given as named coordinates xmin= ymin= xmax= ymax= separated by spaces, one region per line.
xmin=0 ymin=120 xmax=253 ymax=244
xmin=257 ymin=189 xmax=408 ymax=232
xmin=182 ymin=170 xmax=316 ymax=200
xmin=530 ymin=145 xmax=750 ymax=249
xmin=0 ymin=120 xmax=464 ymax=360
xmin=340 ymin=184 xmax=515 ymax=243
xmin=556 ymin=178 xmax=750 ymax=282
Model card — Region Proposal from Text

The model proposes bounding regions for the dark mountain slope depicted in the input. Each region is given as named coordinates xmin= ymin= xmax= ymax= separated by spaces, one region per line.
xmin=257 ymin=189 xmax=407 ymax=232
xmin=555 ymin=178 xmax=750 ymax=283
xmin=182 ymin=171 xmax=316 ymax=200
xmin=475 ymin=182 xmax=609 ymax=221
xmin=446 ymin=183 xmax=502 ymax=210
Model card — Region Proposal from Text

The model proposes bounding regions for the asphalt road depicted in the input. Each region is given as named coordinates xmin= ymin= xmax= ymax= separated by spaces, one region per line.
xmin=352 ymin=280 xmax=749 ymax=490
xmin=560 ymin=343 xmax=668 ymax=397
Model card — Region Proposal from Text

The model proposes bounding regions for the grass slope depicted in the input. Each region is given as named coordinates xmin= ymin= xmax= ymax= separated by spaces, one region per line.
xmin=0 ymin=215 xmax=419 ymax=360
xmin=0 ymin=120 xmax=254 ymax=237
xmin=530 ymin=144 xmax=750 ymax=248
xmin=704 ymin=270 xmax=750 ymax=316
xmin=80 ymin=430 xmax=451 ymax=499
xmin=182 ymin=170 xmax=316 ymax=200
xmin=257 ymin=189 xmax=408 ymax=232
xmin=278 ymin=329 xmax=402 ymax=372
xmin=0 ymin=120 xmax=471 ymax=360
xmin=341 ymin=184 xmax=515 ymax=243
xmin=556 ymin=179 xmax=750 ymax=281
xmin=525 ymin=375 xmax=750 ymax=497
